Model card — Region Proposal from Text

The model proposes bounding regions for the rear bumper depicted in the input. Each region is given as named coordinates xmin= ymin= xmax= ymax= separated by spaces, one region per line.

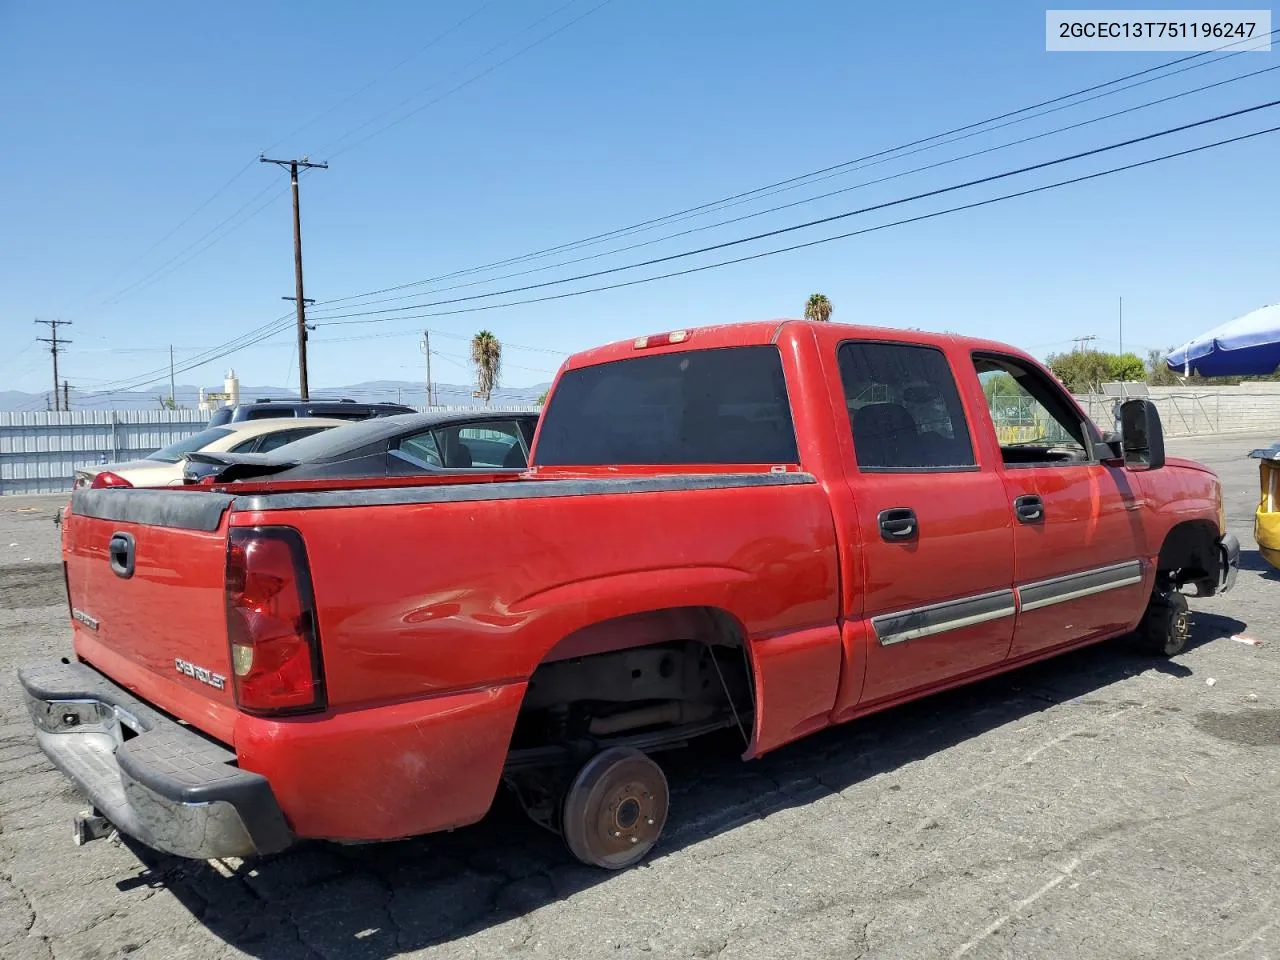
xmin=17 ymin=661 xmax=292 ymax=860
xmin=1219 ymin=532 xmax=1241 ymax=594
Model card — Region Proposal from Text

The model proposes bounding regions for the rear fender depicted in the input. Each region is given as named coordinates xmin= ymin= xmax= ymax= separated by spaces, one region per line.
xmin=522 ymin=569 xmax=844 ymax=761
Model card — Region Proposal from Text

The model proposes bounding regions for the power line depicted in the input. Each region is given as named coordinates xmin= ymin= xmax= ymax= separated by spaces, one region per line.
xmin=307 ymin=60 xmax=1280 ymax=318
xmin=62 ymin=2 xmax=610 ymax=319
xmin=99 ymin=180 xmax=285 ymax=308
xmin=314 ymin=326 xmax=568 ymax=356
xmin=82 ymin=313 xmax=297 ymax=398
xmin=85 ymin=321 xmax=297 ymax=399
xmin=83 ymin=104 xmax=1278 ymax=398
xmin=60 ymin=159 xmax=260 ymax=317
xmin=307 ymin=122 xmax=1280 ymax=325
xmin=320 ymin=0 xmax=615 ymax=159
xmin=313 ymin=98 xmax=1280 ymax=324
xmin=83 ymin=313 xmax=293 ymax=393
xmin=311 ymin=28 xmax=1277 ymax=310
xmin=64 ymin=4 xmax=501 ymax=317
xmin=262 ymin=0 xmax=501 ymax=153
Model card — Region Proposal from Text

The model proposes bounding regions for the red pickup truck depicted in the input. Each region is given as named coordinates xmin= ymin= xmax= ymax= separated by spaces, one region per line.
xmin=20 ymin=320 xmax=1239 ymax=870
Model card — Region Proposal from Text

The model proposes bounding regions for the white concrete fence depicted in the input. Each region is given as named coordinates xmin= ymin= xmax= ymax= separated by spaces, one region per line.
xmin=1074 ymin=384 xmax=1280 ymax=438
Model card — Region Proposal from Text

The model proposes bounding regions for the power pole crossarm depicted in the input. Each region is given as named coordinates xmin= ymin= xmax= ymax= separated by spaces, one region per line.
xmin=260 ymin=155 xmax=328 ymax=400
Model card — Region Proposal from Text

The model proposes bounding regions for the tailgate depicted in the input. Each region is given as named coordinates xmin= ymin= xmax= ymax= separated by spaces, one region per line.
xmin=64 ymin=488 xmax=238 ymax=740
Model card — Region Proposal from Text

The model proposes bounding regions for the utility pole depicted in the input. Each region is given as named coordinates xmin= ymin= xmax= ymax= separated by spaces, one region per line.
xmin=62 ymin=380 xmax=70 ymax=412
xmin=421 ymin=331 xmax=434 ymax=407
xmin=1071 ymin=334 xmax=1098 ymax=354
xmin=260 ymin=155 xmax=328 ymax=400
xmin=1118 ymin=297 xmax=1124 ymax=358
xmin=1117 ymin=297 xmax=1126 ymax=397
xmin=35 ymin=319 xmax=71 ymax=412
xmin=169 ymin=345 xmax=176 ymax=407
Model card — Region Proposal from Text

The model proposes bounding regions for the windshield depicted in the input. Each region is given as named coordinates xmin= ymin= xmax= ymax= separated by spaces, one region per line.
xmin=535 ymin=345 xmax=798 ymax=465
xmin=145 ymin=427 xmax=234 ymax=463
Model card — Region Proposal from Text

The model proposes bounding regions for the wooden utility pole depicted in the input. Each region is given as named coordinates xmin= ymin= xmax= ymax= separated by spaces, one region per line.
xmin=62 ymin=380 xmax=70 ymax=412
xmin=169 ymin=345 xmax=176 ymax=407
xmin=260 ymin=155 xmax=328 ymax=400
xmin=421 ymin=331 xmax=434 ymax=407
xmin=35 ymin=319 xmax=71 ymax=412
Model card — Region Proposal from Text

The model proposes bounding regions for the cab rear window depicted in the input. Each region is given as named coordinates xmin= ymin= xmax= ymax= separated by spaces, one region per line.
xmin=535 ymin=346 xmax=798 ymax=466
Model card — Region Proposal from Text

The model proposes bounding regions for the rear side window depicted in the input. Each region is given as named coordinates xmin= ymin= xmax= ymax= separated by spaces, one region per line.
xmin=838 ymin=341 xmax=975 ymax=471
xmin=257 ymin=427 xmax=329 ymax=453
xmin=396 ymin=431 xmax=443 ymax=468
xmin=245 ymin=408 xmax=297 ymax=421
xmin=536 ymin=346 xmax=798 ymax=466
xmin=306 ymin=406 xmax=369 ymax=421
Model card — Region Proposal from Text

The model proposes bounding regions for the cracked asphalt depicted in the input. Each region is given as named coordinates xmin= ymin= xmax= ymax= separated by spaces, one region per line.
xmin=2 ymin=433 xmax=1278 ymax=960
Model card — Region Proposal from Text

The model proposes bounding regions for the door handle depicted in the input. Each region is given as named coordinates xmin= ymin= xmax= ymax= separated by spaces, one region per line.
xmin=878 ymin=507 xmax=918 ymax=542
xmin=1014 ymin=495 xmax=1044 ymax=524
xmin=108 ymin=532 xmax=136 ymax=579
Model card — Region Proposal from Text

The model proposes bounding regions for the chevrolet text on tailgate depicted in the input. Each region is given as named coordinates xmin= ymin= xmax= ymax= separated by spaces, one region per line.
xmin=19 ymin=320 xmax=1239 ymax=869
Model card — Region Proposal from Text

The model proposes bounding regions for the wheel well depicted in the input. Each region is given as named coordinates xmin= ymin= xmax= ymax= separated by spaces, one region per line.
xmin=509 ymin=607 xmax=754 ymax=761
xmin=1157 ymin=520 xmax=1221 ymax=592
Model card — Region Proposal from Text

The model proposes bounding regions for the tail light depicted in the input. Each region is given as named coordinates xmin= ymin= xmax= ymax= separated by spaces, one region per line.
xmin=90 ymin=471 xmax=132 ymax=489
xmin=225 ymin=527 xmax=326 ymax=715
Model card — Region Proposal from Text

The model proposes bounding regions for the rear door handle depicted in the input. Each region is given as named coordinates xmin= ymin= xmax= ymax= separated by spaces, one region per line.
xmin=1014 ymin=495 xmax=1045 ymax=524
xmin=878 ymin=507 xmax=918 ymax=542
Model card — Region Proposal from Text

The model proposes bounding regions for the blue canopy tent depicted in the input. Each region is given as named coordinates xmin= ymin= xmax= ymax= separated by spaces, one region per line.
xmin=1165 ymin=303 xmax=1280 ymax=377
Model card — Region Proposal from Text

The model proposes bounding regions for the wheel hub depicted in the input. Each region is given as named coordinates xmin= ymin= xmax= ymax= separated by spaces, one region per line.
xmin=596 ymin=777 xmax=661 ymax=853
xmin=563 ymin=747 xmax=670 ymax=869
xmin=1173 ymin=607 xmax=1190 ymax=643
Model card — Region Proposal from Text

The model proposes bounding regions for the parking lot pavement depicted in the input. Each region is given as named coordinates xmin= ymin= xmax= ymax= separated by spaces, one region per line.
xmin=1 ymin=433 xmax=1277 ymax=960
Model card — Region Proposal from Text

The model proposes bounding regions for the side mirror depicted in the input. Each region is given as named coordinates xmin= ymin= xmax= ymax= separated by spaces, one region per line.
xmin=1120 ymin=399 xmax=1165 ymax=470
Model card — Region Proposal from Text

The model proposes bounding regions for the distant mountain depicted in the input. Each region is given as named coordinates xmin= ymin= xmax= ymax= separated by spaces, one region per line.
xmin=0 ymin=379 xmax=549 ymax=413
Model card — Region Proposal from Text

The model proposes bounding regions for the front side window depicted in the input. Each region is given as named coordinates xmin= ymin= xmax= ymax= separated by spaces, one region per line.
xmin=536 ymin=346 xmax=798 ymax=466
xmin=838 ymin=341 xmax=975 ymax=471
xmin=974 ymin=355 xmax=1090 ymax=465
xmin=434 ymin=420 xmax=527 ymax=468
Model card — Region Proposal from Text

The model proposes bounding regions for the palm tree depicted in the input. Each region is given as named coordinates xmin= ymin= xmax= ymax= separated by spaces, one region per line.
xmin=804 ymin=293 xmax=833 ymax=323
xmin=470 ymin=330 xmax=502 ymax=404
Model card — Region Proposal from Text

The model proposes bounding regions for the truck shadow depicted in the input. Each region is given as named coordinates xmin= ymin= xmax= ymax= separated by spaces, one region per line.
xmin=118 ymin=612 xmax=1245 ymax=957
xmin=1238 ymin=548 xmax=1278 ymax=579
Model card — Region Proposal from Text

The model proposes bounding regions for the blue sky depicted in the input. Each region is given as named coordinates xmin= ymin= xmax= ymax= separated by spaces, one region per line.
xmin=1 ymin=1 xmax=1276 ymax=401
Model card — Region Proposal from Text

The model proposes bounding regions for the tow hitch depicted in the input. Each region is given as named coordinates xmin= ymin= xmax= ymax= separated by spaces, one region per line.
xmin=72 ymin=809 xmax=115 ymax=846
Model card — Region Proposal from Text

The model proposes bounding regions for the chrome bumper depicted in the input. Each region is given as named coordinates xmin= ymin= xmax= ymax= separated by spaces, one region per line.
xmin=1219 ymin=532 xmax=1241 ymax=594
xmin=17 ymin=661 xmax=292 ymax=860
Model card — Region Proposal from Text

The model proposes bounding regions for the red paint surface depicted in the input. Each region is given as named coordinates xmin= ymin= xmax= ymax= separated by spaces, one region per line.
xmin=63 ymin=319 xmax=1227 ymax=843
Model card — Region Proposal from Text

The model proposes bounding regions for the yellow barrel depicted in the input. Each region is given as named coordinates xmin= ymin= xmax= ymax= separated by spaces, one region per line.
xmin=1258 ymin=458 xmax=1280 ymax=570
